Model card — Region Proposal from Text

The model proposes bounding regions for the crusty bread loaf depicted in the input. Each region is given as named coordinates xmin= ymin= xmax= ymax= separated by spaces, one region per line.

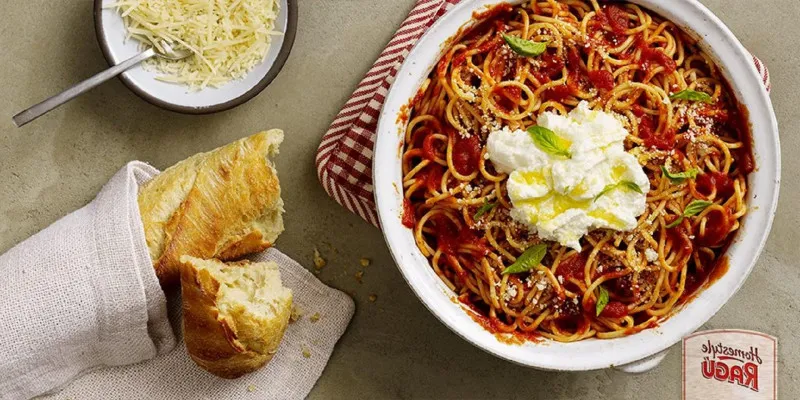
xmin=138 ymin=130 xmax=285 ymax=286
xmin=180 ymin=256 xmax=293 ymax=379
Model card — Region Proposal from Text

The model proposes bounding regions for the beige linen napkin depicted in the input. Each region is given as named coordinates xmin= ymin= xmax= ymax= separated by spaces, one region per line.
xmin=0 ymin=162 xmax=354 ymax=400
xmin=41 ymin=249 xmax=355 ymax=400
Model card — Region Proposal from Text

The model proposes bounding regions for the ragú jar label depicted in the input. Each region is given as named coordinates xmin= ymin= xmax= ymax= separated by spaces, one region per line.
xmin=683 ymin=330 xmax=777 ymax=399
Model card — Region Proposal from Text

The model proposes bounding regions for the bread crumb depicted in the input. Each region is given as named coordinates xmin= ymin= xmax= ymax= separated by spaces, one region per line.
xmin=290 ymin=306 xmax=304 ymax=322
xmin=369 ymin=294 xmax=378 ymax=302
xmin=247 ymin=384 xmax=256 ymax=392
xmin=313 ymin=247 xmax=326 ymax=269
xmin=310 ymin=312 xmax=321 ymax=323
xmin=302 ymin=346 xmax=311 ymax=358
xmin=360 ymin=258 xmax=371 ymax=267
xmin=355 ymin=270 xmax=364 ymax=283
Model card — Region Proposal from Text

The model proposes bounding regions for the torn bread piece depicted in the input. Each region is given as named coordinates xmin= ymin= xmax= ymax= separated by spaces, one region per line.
xmin=180 ymin=256 xmax=293 ymax=379
xmin=138 ymin=130 xmax=285 ymax=285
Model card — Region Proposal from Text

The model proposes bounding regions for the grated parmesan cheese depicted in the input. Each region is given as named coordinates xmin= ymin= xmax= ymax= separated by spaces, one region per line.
xmin=108 ymin=0 xmax=281 ymax=90
xmin=503 ymin=285 xmax=518 ymax=302
xmin=645 ymin=248 xmax=658 ymax=263
xmin=535 ymin=280 xmax=548 ymax=291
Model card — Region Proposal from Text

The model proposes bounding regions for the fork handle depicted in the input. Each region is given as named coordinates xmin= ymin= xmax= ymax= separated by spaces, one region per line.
xmin=12 ymin=48 xmax=157 ymax=127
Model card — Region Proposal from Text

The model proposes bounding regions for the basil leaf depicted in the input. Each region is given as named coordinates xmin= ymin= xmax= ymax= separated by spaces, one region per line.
xmin=474 ymin=199 xmax=497 ymax=220
xmin=502 ymin=34 xmax=548 ymax=57
xmin=661 ymin=165 xmax=700 ymax=183
xmin=618 ymin=180 xmax=644 ymax=194
xmin=502 ymin=244 xmax=548 ymax=275
xmin=527 ymin=126 xmax=572 ymax=158
xmin=593 ymin=180 xmax=642 ymax=202
xmin=669 ymin=89 xmax=713 ymax=104
xmin=665 ymin=200 xmax=712 ymax=228
xmin=594 ymin=184 xmax=617 ymax=202
xmin=665 ymin=216 xmax=683 ymax=229
xmin=683 ymin=200 xmax=713 ymax=217
xmin=595 ymin=286 xmax=609 ymax=317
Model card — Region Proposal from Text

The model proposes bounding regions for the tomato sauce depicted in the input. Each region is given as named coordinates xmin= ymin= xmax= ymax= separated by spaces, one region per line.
xmin=624 ymin=319 xmax=659 ymax=335
xmin=491 ymin=86 xmax=521 ymax=113
xmin=683 ymin=257 xmax=730 ymax=300
xmin=637 ymin=37 xmax=677 ymax=73
xmin=397 ymin=104 xmax=410 ymax=125
xmin=477 ymin=36 xmax=503 ymax=55
xmin=556 ymin=252 xmax=588 ymax=281
xmin=431 ymin=215 xmax=489 ymax=257
xmin=558 ymin=297 xmax=583 ymax=319
xmin=473 ymin=3 xmax=513 ymax=20
xmin=588 ymin=70 xmax=614 ymax=91
xmin=452 ymin=52 xmax=467 ymax=68
xmin=565 ymin=48 xmax=591 ymax=92
xmin=559 ymin=47 xmax=614 ymax=93
xmin=581 ymin=295 xmax=628 ymax=319
xmin=544 ymin=84 xmax=572 ymax=101
xmin=451 ymin=133 xmax=481 ymax=175
xmin=535 ymin=52 xmax=566 ymax=83
xmin=638 ymin=114 xmax=676 ymax=150
xmin=696 ymin=171 xmax=734 ymax=199
xmin=728 ymin=101 xmax=755 ymax=174
xmin=600 ymin=301 xmax=629 ymax=318
xmin=589 ymin=5 xmax=629 ymax=45
xmin=423 ymin=166 xmax=444 ymax=192
xmin=489 ymin=42 xmax=511 ymax=78
xmin=695 ymin=208 xmax=732 ymax=247
xmin=604 ymin=5 xmax=630 ymax=35
xmin=459 ymin=295 xmax=542 ymax=343
xmin=421 ymin=134 xmax=438 ymax=161
xmin=436 ymin=56 xmax=450 ymax=78
xmin=605 ymin=272 xmax=634 ymax=298
xmin=401 ymin=199 xmax=416 ymax=228
xmin=493 ymin=19 xmax=511 ymax=33
xmin=667 ymin=224 xmax=694 ymax=254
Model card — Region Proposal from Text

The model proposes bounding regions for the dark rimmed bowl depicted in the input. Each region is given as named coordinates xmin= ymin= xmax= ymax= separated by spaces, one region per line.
xmin=93 ymin=0 xmax=297 ymax=114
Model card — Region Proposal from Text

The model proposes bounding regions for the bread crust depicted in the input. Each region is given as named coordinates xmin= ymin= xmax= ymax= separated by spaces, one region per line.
xmin=138 ymin=130 xmax=285 ymax=286
xmin=180 ymin=258 xmax=292 ymax=379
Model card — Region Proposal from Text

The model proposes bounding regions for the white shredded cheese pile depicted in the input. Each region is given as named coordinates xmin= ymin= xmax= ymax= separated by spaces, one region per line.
xmin=108 ymin=0 xmax=281 ymax=90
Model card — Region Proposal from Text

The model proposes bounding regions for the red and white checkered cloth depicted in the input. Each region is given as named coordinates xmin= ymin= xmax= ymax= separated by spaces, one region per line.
xmin=315 ymin=0 xmax=772 ymax=227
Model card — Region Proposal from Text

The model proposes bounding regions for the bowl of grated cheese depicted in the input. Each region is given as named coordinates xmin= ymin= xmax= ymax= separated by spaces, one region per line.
xmin=94 ymin=0 xmax=296 ymax=114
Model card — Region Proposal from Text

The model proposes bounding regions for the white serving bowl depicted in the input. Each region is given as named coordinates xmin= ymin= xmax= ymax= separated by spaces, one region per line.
xmin=374 ymin=0 xmax=780 ymax=372
xmin=93 ymin=0 xmax=296 ymax=114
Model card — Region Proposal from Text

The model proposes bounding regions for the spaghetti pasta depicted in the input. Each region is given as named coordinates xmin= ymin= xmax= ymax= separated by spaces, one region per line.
xmin=400 ymin=0 xmax=752 ymax=342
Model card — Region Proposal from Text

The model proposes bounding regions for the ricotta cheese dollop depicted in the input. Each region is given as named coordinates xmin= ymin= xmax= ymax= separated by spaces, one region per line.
xmin=486 ymin=101 xmax=649 ymax=250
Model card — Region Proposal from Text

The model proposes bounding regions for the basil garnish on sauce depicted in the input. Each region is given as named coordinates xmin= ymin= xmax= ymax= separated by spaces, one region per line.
xmin=595 ymin=286 xmax=610 ymax=316
xmin=502 ymin=244 xmax=548 ymax=275
xmin=502 ymin=34 xmax=548 ymax=57
xmin=669 ymin=89 xmax=713 ymax=103
xmin=474 ymin=199 xmax=497 ymax=220
xmin=661 ymin=165 xmax=700 ymax=183
xmin=527 ymin=126 xmax=572 ymax=158
xmin=593 ymin=180 xmax=643 ymax=202
xmin=684 ymin=200 xmax=713 ymax=217
xmin=665 ymin=200 xmax=713 ymax=228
